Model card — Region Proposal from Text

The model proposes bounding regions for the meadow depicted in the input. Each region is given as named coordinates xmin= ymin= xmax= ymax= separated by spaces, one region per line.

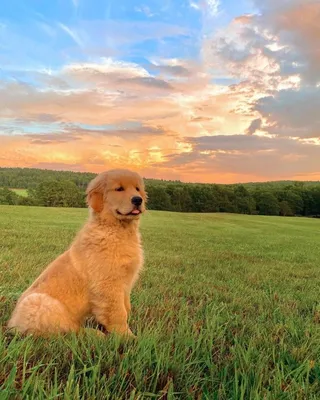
xmin=10 ymin=189 xmax=28 ymax=198
xmin=0 ymin=206 xmax=319 ymax=399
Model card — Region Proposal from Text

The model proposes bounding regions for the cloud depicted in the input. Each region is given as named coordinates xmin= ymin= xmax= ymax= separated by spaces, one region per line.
xmin=0 ymin=60 xmax=218 ymax=132
xmin=192 ymin=0 xmax=221 ymax=17
xmin=150 ymin=63 xmax=192 ymax=77
xmin=31 ymin=162 xmax=85 ymax=171
xmin=15 ymin=114 xmax=63 ymax=123
xmin=27 ymin=132 xmax=82 ymax=144
xmin=255 ymin=87 xmax=320 ymax=139
xmin=0 ymin=0 xmax=319 ymax=183
xmin=223 ymin=0 xmax=319 ymax=84
xmin=63 ymin=59 xmax=150 ymax=79
xmin=65 ymin=123 xmax=175 ymax=139
xmin=116 ymin=76 xmax=174 ymax=91
xmin=190 ymin=2 xmax=200 ymax=11
xmin=60 ymin=59 xmax=177 ymax=95
xmin=134 ymin=5 xmax=156 ymax=18
xmin=6 ymin=120 xmax=173 ymax=145
xmin=205 ymin=1 xmax=320 ymax=86
xmin=202 ymin=0 xmax=320 ymax=143
xmin=255 ymin=0 xmax=320 ymax=84
xmin=206 ymin=0 xmax=220 ymax=17
xmin=246 ymin=118 xmax=262 ymax=135
xmin=157 ymin=134 xmax=320 ymax=180
xmin=0 ymin=128 xmax=180 ymax=177
xmin=68 ymin=20 xmax=189 ymax=51
xmin=57 ymin=23 xmax=84 ymax=47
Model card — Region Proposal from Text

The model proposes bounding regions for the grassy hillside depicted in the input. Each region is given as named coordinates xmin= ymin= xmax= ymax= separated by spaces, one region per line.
xmin=0 ymin=206 xmax=319 ymax=398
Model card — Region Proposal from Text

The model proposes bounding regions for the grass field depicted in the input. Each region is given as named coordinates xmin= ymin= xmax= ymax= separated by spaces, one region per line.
xmin=9 ymin=189 xmax=29 ymax=197
xmin=0 ymin=206 xmax=319 ymax=399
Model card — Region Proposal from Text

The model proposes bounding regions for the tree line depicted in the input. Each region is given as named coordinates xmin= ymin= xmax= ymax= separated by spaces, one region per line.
xmin=0 ymin=168 xmax=320 ymax=217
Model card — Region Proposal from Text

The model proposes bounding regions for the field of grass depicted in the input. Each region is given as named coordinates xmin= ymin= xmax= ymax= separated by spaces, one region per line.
xmin=10 ymin=189 xmax=28 ymax=197
xmin=0 ymin=206 xmax=319 ymax=399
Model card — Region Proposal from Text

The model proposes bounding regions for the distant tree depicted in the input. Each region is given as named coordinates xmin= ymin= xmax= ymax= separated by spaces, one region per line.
xmin=17 ymin=196 xmax=39 ymax=206
xmin=178 ymin=186 xmax=193 ymax=212
xmin=298 ymin=187 xmax=314 ymax=216
xmin=1 ymin=167 xmax=320 ymax=216
xmin=31 ymin=180 xmax=85 ymax=208
xmin=275 ymin=185 xmax=304 ymax=215
xmin=0 ymin=167 xmax=96 ymax=190
xmin=191 ymin=185 xmax=215 ymax=212
xmin=279 ymin=201 xmax=294 ymax=216
xmin=309 ymin=186 xmax=320 ymax=215
xmin=145 ymin=185 xmax=172 ymax=211
xmin=233 ymin=185 xmax=256 ymax=214
xmin=213 ymin=186 xmax=233 ymax=213
xmin=0 ymin=188 xmax=19 ymax=205
xmin=253 ymin=190 xmax=280 ymax=215
xmin=165 ymin=185 xmax=193 ymax=212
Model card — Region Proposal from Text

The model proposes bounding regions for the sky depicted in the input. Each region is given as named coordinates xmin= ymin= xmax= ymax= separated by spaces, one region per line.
xmin=0 ymin=0 xmax=319 ymax=183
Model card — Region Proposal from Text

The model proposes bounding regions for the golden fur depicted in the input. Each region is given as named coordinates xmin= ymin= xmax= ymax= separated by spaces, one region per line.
xmin=8 ymin=169 xmax=147 ymax=337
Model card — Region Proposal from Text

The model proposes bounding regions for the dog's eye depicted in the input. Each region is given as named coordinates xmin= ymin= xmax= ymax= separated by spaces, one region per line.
xmin=115 ymin=187 xmax=124 ymax=192
xmin=136 ymin=187 xmax=140 ymax=192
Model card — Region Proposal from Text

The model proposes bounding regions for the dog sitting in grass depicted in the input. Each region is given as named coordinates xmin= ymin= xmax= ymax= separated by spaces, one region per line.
xmin=8 ymin=169 xmax=147 ymax=337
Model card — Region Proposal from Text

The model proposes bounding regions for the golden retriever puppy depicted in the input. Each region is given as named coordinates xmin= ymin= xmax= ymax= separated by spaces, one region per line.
xmin=8 ymin=169 xmax=147 ymax=337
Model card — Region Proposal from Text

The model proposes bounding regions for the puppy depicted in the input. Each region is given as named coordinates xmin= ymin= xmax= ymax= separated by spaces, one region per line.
xmin=8 ymin=169 xmax=147 ymax=337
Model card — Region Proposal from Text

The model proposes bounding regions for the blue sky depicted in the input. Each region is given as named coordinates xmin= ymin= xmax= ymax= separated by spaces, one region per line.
xmin=0 ymin=0 xmax=319 ymax=183
xmin=0 ymin=0 xmax=254 ymax=71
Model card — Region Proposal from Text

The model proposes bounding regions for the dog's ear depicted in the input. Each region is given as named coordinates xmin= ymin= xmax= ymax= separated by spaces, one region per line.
xmin=86 ymin=172 xmax=108 ymax=213
xmin=144 ymin=188 xmax=148 ymax=203
xmin=143 ymin=189 xmax=148 ymax=204
xmin=87 ymin=191 xmax=104 ymax=213
xmin=141 ymin=180 xmax=148 ymax=204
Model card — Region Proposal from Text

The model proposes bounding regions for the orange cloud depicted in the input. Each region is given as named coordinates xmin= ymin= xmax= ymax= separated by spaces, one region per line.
xmin=1 ymin=1 xmax=320 ymax=184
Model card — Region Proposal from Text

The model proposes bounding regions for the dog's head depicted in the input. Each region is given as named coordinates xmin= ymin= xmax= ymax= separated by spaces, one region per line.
xmin=86 ymin=169 xmax=147 ymax=221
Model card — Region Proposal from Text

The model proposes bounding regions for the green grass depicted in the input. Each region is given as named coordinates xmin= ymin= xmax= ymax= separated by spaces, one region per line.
xmin=0 ymin=206 xmax=319 ymax=399
xmin=10 ymin=189 xmax=28 ymax=197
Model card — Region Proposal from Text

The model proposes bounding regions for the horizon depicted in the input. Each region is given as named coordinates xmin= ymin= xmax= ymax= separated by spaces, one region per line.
xmin=0 ymin=0 xmax=319 ymax=184
xmin=1 ymin=166 xmax=320 ymax=186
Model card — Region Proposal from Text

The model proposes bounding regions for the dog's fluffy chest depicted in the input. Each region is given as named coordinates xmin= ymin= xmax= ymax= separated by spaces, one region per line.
xmin=77 ymin=223 xmax=143 ymax=285
xmin=104 ymin=240 xmax=142 ymax=275
xmin=90 ymin=241 xmax=142 ymax=290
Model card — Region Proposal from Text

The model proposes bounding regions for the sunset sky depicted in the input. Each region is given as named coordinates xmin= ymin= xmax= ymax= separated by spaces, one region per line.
xmin=0 ymin=0 xmax=319 ymax=183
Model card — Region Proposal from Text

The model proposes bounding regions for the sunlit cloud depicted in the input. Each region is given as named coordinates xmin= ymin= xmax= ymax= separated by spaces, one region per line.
xmin=0 ymin=0 xmax=319 ymax=183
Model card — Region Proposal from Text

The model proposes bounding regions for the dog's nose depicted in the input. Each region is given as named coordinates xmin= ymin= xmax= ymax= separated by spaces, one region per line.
xmin=131 ymin=196 xmax=143 ymax=206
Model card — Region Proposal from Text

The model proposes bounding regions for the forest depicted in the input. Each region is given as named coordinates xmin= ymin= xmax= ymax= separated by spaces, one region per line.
xmin=0 ymin=167 xmax=320 ymax=217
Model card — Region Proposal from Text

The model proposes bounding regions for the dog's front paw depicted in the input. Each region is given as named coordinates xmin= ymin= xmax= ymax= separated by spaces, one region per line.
xmin=125 ymin=328 xmax=137 ymax=339
xmin=80 ymin=327 xmax=106 ymax=338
